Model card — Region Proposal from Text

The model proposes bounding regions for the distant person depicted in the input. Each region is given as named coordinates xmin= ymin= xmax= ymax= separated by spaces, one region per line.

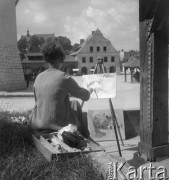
xmin=24 ymin=67 xmax=31 ymax=87
xmin=29 ymin=40 xmax=93 ymax=140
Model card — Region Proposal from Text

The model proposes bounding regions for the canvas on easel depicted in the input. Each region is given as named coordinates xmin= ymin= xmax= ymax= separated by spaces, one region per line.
xmin=82 ymin=73 xmax=116 ymax=99
xmin=81 ymin=57 xmax=123 ymax=156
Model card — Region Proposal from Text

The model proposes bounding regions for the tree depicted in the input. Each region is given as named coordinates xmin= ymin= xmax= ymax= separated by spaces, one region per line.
xmin=39 ymin=37 xmax=45 ymax=46
xmin=55 ymin=36 xmax=73 ymax=54
xmin=73 ymin=43 xmax=80 ymax=50
xmin=29 ymin=35 xmax=45 ymax=53
xmin=18 ymin=35 xmax=74 ymax=54
xmin=17 ymin=37 xmax=28 ymax=54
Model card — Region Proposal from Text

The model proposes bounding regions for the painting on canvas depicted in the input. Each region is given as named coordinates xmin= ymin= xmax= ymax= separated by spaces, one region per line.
xmin=87 ymin=109 xmax=126 ymax=141
xmin=82 ymin=73 xmax=116 ymax=99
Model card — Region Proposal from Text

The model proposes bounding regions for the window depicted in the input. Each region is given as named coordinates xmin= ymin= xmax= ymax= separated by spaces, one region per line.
xmin=90 ymin=46 xmax=93 ymax=52
xmin=97 ymin=46 xmax=100 ymax=52
xmin=103 ymin=46 xmax=107 ymax=52
xmin=82 ymin=57 xmax=86 ymax=63
xmin=89 ymin=57 xmax=93 ymax=63
xmin=111 ymin=56 xmax=115 ymax=62
xmin=104 ymin=56 xmax=108 ymax=63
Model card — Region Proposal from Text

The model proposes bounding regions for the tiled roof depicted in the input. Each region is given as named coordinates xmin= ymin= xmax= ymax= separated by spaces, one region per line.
xmin=26 ymin=52 xmax=43 ymax=56
xmin=123 ymin=56 xmax=140 ymax=67
xmin=21 ymin=60 xmax=46 ymax=64
xmin=70 ymin=28 xmax=117 ymax=56
xmin=64 ymin=55 xmax=76 ymax=62
xmin=71 ymin=29 xmax=101 ymax=55
xmin=24 ymin=54 xmax=76 ymax=62
xmin=70 ymin=46 xmax=82 ymax=56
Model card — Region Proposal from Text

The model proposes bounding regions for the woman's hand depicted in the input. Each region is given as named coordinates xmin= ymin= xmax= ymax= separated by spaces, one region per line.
xmin=88 ymin=88 xmax=93 ymax=94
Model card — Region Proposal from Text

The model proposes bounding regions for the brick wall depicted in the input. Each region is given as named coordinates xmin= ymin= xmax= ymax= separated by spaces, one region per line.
xmin=0 ymin=45 xmax=26 ymax=91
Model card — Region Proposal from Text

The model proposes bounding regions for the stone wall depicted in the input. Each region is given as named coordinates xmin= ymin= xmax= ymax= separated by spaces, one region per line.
xmin=0 ymin=0 xmax=26 ymax=91
xmin=0 ymin=45 xmax=26 ymax=91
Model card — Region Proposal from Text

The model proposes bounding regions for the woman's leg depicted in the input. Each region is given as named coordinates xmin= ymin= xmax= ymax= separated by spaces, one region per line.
xmin=70 ymin=100 xmax=90 ymax=139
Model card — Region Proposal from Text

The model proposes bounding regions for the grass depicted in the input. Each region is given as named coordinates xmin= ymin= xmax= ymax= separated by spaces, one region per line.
xmin=0 ymin=111 xmax=103 ymax=180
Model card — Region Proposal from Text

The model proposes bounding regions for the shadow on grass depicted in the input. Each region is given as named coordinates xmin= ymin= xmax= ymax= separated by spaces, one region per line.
xmin=0 ymin=111 xmax=33 ymax=157
xmin=0 ymin=111 xmax=102 ymax=180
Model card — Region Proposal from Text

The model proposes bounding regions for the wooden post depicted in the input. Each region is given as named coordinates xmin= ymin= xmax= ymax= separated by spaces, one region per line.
xmin=138 ymin=0 xmax=169 ymax=161
xmin=130 ymin=67 xmax=133 ymax=83
xmin=124 ymin=67 xmax=127 ymax=82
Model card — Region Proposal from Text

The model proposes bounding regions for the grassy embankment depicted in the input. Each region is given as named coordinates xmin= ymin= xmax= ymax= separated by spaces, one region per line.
xmin=0 ymin=110 xmax=102 ymax=180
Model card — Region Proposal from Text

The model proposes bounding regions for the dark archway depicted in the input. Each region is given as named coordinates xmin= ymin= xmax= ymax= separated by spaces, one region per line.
xmin=109 ymin=66 xmax=116 ymax=73
xmin=81 ymin=67 xmax=88 ymax=75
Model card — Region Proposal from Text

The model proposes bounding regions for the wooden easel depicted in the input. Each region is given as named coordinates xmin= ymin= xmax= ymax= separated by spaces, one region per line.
xmin=81 ymin=57 xmax=124 ymax=157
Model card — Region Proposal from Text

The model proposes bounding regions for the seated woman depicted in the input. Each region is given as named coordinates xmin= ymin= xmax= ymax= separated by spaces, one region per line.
xmin=29 ymin=40 xmax=92 ymax=139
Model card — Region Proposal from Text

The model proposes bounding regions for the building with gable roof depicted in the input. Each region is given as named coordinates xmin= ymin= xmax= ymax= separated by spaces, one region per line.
xmin=20 ymin=30 xmax=78 ymax=77
xmin=71 ymin=29 xmax=120 ymax=75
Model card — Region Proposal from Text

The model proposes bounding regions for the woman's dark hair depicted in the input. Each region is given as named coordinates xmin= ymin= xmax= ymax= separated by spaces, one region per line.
xmin=42 ymin=39 xmax=65 ymax=64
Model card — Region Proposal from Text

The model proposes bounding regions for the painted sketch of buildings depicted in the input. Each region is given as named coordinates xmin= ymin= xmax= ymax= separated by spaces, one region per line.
xmin=82 ymin=73 xmax=116 ymax=98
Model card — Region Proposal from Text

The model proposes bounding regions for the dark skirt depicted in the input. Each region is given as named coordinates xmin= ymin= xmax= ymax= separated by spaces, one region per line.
xmin=70 ymin=100 xmax=90 ymax=138
xmin=29 ymin=100 xmax=90 ymax=139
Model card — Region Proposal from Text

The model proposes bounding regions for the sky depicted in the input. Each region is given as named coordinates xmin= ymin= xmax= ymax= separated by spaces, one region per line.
xmin=16 ymin=0 xmax=139 ymax=51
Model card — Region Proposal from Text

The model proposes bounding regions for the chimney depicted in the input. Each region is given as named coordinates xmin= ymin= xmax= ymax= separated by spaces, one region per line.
xmin=80 ymin=39 xmax=84 ymax=44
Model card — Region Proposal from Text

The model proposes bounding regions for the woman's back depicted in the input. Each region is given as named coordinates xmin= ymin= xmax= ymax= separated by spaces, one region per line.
xmin=32 ymin=69 xmax=90 ymax=130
